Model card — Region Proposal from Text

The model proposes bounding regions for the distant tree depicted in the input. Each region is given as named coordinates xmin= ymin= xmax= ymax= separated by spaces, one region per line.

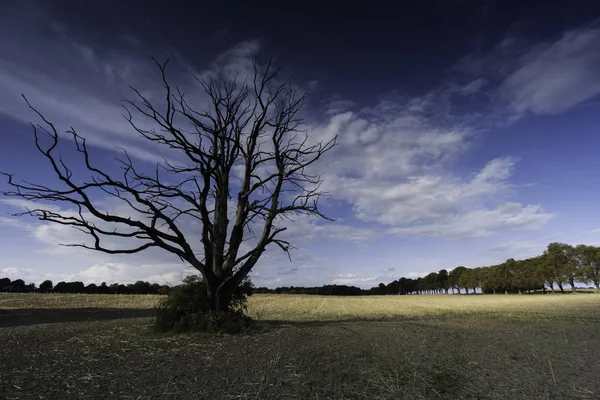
xmin=0 ymin=277 xmax=11 ymax=291
xmin=545 ymin=243 xmax=571 ymax=293
xmin=563 ymin=244 xmax=579 ymax=292
xmin=53 ymin=281 xmax=85 ymax=293
xmin=436 ymin=269 xmax=450 ymax=294
xmin=98 ymin=282 xmax=110 ymax=294
xmin=53 ymin=281 xmax=67 ymax=293
xmin=132 ymin=280 xmax=152 ymax=295
xmin=500 ymin=259 xmax=518 ymax=293
xmin=519 ymin=258 xmax=545 ymax=293
xmin=386 ymin=280 xmax=400 ymax=295
xmin=157 ymin=285 xmax=172 ymax=295
xmin=449 ymin=266 xmax=467 ymax=294
xmin=423 ymin=272 xmax=438 ymax=294
xmin=150 ymin=283 xmax=161 ymax=295
xmin=478 ymin=266 xmax=495 ymax=294
xmin=415 ymin=277 xmax=424 ymax=294
xmin=576 ymin=244 xmax=600 ymax=291
xmin=533 ymin=254 xmax=556 ymax=293
xmin=71 ymin=281 xmax=85 ymax=293
xmin=85 ymin=283 xmax=99 ymax=294
xmin=39 ymin=280 xmax=53 ymax=292
xmin=116 ymin=284 xmax=130 ymax=294
xmin=397 ymin=277 xmax=415 ymax=295
xmin=10 ymin=279 xmax=26 ymax=292
xmin=109 ymin=283 xmax=120 ymax=294
xmin=458 ymin=269 xmax=478 ymax=294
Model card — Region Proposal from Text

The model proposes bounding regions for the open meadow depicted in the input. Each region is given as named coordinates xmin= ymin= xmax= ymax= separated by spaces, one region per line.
xmin=1 ymin=293 xmax=600 ymax=399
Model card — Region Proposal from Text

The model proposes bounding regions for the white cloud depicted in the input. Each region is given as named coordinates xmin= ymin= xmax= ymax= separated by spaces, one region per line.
xmin=199 ymin=39 xmax=261 ymax=83
xmin=330 ymin=269 xmax=433 ymax=287
xmin=0 ymin=262 xmax=193 ymax=286
xmin=501 ymin=26 xmax=600 ymax=115
xmin=388 ymin=203 xmax=552 ymax=239
xmin=331 ymin=274 xmax=379 ymax=285
xmin=315 ymin=150 xmax=552 ymax=238
xmin=485 ymin=239 xmax=549 ymax=262
xmin=460 ymin=78 xmax=488 ymax=95
xmin=320 ymin=95 xmax=357 ymax=115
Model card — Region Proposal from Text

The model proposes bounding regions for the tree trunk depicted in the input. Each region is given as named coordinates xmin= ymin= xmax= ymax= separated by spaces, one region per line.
xmin=557 ymin=282 xmax=564 ymax=293
xmin=570 ymin=279 xmax=576 ymax=293
xmin=207 ymin=280 xmax=234 ymax=312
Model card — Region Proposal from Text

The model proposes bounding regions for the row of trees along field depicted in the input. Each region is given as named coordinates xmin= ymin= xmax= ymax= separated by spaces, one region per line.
xmin=257 ymin=242 xmax=600 ymax=295
xmin=2 ymin=243 xmax=599 ymax=296
xmin=0 ymin=278 xmax=172 ymax=295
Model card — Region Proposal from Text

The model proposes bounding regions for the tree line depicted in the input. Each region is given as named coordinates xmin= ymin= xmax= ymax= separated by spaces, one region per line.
xmin=0 ymin=278 xmax=172 ymax=295
xmin=2 ymin=242 xmax=599 ymax=296
xmin=256 ymin=242 xmax=600 ymax=295
xmin=439 ymin=242 xmax=600 ymax=295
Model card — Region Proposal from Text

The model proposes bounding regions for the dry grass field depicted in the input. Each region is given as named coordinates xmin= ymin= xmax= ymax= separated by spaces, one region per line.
xmin=1 ymin=293 xmax=599 ymax=399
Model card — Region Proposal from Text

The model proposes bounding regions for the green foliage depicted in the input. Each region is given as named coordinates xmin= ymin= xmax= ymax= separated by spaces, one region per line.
xmin=436 ymin=269 xmax=450 ymax=292
xmin=576 ymin=244 xmax=600 ymax=289
xmin=458 ymin=268 xmax=478 ymax=294
xmin=449 ymin=266 xmax=467 ymax=293
xmin=153 ymin=275 xmax=253 ymax=334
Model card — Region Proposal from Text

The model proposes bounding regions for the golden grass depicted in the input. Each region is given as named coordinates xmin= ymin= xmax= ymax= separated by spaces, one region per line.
xmin=247 ymin=293 xmax=600 ymax=322
xmin=3 ymin=292 xmax=599 ymax=322
xmin=0 ymin=292 xmax=160 ymax=309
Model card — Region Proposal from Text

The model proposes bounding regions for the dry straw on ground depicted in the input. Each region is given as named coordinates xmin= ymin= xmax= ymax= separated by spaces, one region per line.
xmin=1 ymin=293 xmax=599 ymax=399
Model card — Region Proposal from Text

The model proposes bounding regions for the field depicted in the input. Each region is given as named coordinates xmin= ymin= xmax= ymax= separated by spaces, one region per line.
xmin=1 ymin=293 xmax=600 ymax=399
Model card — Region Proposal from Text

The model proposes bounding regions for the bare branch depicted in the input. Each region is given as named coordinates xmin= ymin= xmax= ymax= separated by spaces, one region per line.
xmin=1 ymin=56 xmax=337 ymax=311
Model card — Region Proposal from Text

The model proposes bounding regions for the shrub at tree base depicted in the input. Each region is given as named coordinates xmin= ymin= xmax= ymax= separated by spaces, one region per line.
xmin=153 ymin=275 xmax=253 ymax=334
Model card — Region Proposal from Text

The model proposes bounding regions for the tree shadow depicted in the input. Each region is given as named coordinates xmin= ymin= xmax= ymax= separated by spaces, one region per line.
xmin=0 ymin=308 xmax=155 ymax=328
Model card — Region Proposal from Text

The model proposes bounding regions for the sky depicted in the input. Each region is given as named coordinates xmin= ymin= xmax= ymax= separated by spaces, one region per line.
xmin=1 ymin=0 xmax=600 ymax=288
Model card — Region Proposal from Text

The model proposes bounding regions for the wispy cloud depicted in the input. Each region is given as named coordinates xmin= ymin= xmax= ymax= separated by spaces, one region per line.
xmin=501 ymin=26 xmax=600 ymax=116
xmin=456 ymin=24 xmax=600 ymax=118
xmin=331 ymin=274 xmax=380 ymax=286
xmin=486 ymin=239 xmax=549 ymax=260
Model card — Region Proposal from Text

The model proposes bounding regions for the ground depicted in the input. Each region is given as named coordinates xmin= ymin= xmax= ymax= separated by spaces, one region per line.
xmin=1 ymin=293 xmax=599 ymax=399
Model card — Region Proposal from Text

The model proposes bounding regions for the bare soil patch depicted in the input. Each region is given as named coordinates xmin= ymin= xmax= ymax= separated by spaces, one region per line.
xmin=1 ymin=315 xmax=599 ymax=399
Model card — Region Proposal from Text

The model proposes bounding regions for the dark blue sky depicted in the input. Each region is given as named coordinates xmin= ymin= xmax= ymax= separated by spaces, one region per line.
xmin=1 ymin=0 xmax=600 ymax=287
xmin=33 ymin=0 xmax=600 ymax=100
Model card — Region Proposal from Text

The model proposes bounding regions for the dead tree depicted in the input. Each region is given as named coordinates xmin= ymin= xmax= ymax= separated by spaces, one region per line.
xmin=1 ymin=58 xmax=337 ymax=311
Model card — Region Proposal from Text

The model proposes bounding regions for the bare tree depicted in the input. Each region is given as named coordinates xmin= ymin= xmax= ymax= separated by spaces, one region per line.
xmin=1 ymin=58 xmax=337 ymax=311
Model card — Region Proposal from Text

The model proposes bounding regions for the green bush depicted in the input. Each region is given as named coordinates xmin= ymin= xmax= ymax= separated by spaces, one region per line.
xmin=153 ymin=275 xmax=253 ymax=334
